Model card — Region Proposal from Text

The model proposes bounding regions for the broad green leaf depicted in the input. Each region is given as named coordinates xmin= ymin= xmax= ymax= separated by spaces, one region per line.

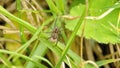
xmin=65 ymin=1 xmax=120 ymax=44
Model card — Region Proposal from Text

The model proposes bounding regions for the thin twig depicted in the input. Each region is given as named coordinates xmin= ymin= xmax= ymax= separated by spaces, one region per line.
xmin=80 ymin=0 xmax=89 ymax=68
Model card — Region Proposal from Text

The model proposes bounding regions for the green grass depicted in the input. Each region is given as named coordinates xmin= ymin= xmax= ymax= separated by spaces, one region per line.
xmin=0 ymin=0 xmax=120 ymax=68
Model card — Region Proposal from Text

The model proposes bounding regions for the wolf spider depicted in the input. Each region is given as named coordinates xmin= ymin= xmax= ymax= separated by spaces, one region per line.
xmin=47 ymin=17 xmax=63 ymax=45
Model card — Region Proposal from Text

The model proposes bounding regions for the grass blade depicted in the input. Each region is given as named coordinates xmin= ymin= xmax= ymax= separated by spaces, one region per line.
xmin=0 ymin=49 xmax=47 ymax=68
xmin=0 ymin=6 xmax=36 ymax=33
xmin=55 ymin=9 xmax=86 ymax=67
xmin=46 ymin=0 xmax=62 ymax=15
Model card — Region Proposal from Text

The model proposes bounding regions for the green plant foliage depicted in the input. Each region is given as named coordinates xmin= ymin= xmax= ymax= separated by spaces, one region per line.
xmin=96 ymin=59 xmax=120 ymax=67
xmin=65 ymin=0 xmax=120 ymax=44
xmin=84 ymin=59 xmax=120 ymax=68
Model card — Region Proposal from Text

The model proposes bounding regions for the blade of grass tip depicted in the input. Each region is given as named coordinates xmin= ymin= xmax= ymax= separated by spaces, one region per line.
xmin=0 ymin=6 xmax=36 ymax=33
xmin=46 ymin=0 xmax=62 ymax=15
xmin=35 ymin=55 xmax=53 ymax=68
xmin=25 ymin=43 xmax=48 ymax=68
xmin=28 ymin=40 xmax=39 ymax=57
xmin=55 ymin=10 xmax=86 ymax=68
xmin=0 ymin=50 xmax=47 ymax=68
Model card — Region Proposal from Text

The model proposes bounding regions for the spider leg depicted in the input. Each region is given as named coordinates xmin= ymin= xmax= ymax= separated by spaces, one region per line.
xmin=54 ymin=33 xmax=60 ymax=46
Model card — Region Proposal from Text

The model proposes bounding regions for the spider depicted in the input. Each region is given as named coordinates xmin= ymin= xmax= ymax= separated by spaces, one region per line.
xmin=48 ymin=17 xmax=63 ymax=45
xmin=49 ymin=26 xmax=61 ymax=43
